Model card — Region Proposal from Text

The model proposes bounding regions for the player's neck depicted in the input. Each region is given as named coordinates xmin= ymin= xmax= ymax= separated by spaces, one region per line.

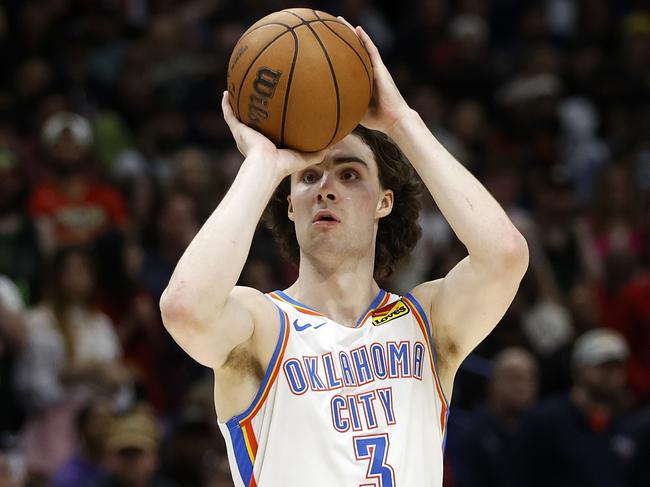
xmin=286 ymin=256 xmax=381 ymax=327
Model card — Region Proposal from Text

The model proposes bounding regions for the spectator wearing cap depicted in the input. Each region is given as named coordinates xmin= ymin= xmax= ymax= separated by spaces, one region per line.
xmin=515 ymin=329 xmax=637 ymax=487
xmin=451 ymin=348 xmax=539 ymax=487
xmin=100 ymin=406 xmax=178 ymax=487
xmin=27 ymin=112 xmax=128 ymax=254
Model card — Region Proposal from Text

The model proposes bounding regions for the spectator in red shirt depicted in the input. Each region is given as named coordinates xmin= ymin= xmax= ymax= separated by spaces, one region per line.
xmin=612 ymin=271 xmax=650 ymax=405
xmin=28 ymin=112 xmax=127 ymax=253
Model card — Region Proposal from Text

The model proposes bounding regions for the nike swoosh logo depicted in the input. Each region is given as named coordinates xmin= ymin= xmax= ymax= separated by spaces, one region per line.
xmin=293 ymin=319 xmax=327 ymax=332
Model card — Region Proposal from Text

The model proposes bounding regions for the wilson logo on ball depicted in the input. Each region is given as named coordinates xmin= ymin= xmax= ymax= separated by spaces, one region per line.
xmin=248 ymin=67 xmax=282 ymax=128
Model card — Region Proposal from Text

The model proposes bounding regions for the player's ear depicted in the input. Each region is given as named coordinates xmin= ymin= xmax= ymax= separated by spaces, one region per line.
xmin=376 ymin=189 xmax=393 ymax=219
xmin=287 ymin=195 xmax=294 ymax=221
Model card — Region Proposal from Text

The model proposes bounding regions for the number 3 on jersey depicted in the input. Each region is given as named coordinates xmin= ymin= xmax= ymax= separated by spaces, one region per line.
xmin=353 ymin=434 xmax=396 ymax=487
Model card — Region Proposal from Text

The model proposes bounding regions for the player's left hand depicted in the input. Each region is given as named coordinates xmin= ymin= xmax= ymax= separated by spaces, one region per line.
xmin=338 ymin=17 xmax=412 ymax=134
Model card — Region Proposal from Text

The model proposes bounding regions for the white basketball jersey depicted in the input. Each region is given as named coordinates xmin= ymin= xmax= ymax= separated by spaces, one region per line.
xmin=218 ymin=289 xmax=449 ymax=487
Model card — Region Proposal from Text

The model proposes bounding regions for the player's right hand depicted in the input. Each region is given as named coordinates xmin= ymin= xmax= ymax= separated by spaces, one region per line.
xmin=221 ymin=91 xmax=326 ymax=178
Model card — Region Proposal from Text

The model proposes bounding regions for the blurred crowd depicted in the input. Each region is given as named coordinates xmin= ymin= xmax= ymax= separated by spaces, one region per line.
xmin=0 ymin=0 xmax=648 ymax=486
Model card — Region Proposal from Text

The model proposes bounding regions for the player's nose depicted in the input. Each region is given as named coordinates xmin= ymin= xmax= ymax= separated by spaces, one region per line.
xmin=316 ymin=172 xmax=337 ymax=202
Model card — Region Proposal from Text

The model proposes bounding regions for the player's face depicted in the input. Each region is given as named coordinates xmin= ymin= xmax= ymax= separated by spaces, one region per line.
xmin=288 ymin=134 xmax=393 ymax=261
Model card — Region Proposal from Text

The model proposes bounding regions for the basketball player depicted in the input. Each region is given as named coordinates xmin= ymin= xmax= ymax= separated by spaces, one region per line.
xmin=160 ymin=23 xmax=529 ymax=487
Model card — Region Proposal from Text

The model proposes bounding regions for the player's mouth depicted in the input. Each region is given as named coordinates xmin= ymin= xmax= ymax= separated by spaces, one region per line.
xmin=312 ymin=210 xmax=341 ymax=227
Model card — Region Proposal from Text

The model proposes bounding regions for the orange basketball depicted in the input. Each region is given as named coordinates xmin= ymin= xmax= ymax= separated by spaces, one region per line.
xmin=227 ymin=8 xmax=373 ymax=152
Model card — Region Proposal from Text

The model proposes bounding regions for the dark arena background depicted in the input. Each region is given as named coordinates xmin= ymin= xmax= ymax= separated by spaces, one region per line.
xmin=0 ymin=1 xmax=649 ymax=486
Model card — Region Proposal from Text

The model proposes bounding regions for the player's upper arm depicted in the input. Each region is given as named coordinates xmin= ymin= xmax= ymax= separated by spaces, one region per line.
xmin=160 ymin=285 xmax=276 ymax=369
xmin=410 ymin=238 xmax=528 ymax=378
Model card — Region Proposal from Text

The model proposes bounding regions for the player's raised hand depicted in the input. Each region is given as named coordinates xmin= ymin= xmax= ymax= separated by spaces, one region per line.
xmin=337 ymin=17 xmax=412 ymax=134
xmin=221 ymin=91 xmax=326 ymax=177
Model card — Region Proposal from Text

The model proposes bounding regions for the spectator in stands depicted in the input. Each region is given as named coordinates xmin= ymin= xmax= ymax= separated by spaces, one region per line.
xmin=0 ymin=146 xmax=43 ymax=304
xmin=14 ymin=246 xmax=129 ymax=477
xmin=161 ymin=378 xmax=225 ymax=486
xmin=586 ymin=164 xmax=645 ymax=278
xmin=171 ymin=147 xmax=222 ymax=223
xmin=101 ymin=405 xmax=178 ymax=487
xmin=612 ymin=270 xmax=650 ymax=405
xmin=452 ymin=347 xmax=539 ymax=487
xmin=51 ymin=398 xmax=113 ymax=487
xmin=140 ymin=192 xmax=198 ymax=303
xmin=515 ymin=328 xmax=637 ymax=487
xmin=94 ymin=231 xmax=166 ymax=412
xmin=27 ymin=112 xmax=127 ymax=254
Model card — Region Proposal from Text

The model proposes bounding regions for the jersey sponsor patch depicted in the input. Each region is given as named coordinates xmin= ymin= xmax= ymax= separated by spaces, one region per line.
xmin=372 ymin=300 xmax=410 ymax=326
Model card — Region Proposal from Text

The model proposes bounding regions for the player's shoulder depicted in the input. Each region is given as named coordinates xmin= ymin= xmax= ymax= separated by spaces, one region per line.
xmin=230 ymin=286 xmax=279 ymax=324
xmin=231 ymin=285 xmax=275 ymax=308
xmin=407 ymin=279 xmax=444 ymax=315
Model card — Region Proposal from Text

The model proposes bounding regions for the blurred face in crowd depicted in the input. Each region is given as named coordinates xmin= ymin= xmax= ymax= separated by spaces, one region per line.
xmin=489 ymin=348 xmax=539 ymax=415
xmin=108 ymin=447 xmax=158 ymax=487
xmin=156 ymin=193 xmax=199 ymax=252
xmin=80 ymin=400 xmax=113 ymax=456
xmin=14 ymin=57 xmax=52 ymax=99
xmin=49 ymin=130 xmax=87 ymax=171
xmin=60 ymin=251 xmax=95 ymax=305
xmin=450 ymin=100 xmax=485 ymax=146
xmin=576 ymin=360 xmax=627 ymax=407
xmin=174 ymin=148 xmax=212 ymax=195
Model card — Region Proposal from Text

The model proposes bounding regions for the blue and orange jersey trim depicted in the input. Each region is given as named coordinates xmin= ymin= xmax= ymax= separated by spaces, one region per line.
xmin=403 ymin=293 xmax=450 ymax=441
xmin=268 ymin=290 xmax=325 ymax=317
xmin=269 ymin=289 xmax=390 ymax=328
xmin=225 ymin=303 xmax=290 ymax=486
xmin=355 ymin=289 xmax=390 ymax=327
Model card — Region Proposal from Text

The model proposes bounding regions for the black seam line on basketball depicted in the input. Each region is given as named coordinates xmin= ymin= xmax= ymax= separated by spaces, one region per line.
xmin=236 ymin=22 xmax=293 ymax=45
xmin=283 ymin=10 xmax=308 ymax=22
xmin=313 ymin=11 xmax=372 ymax=88
xmin=257 ymin=12 xmax=336 ymax=30
xmin=235 ymin=29 xmax=290 ymax=122
xmin=303 ymin=22 xmax=341 ymax=149
xmin=282 ymin=10 xmax=340 ymax=149
xmin=280 ymin=29 xmax=299 ymax=147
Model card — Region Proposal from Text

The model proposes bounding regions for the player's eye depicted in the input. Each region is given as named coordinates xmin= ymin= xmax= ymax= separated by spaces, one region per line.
xmin=341 ymin=170 xmax=359 ymax=181
xmin=301 ymin=171 xmax=318 ymax=183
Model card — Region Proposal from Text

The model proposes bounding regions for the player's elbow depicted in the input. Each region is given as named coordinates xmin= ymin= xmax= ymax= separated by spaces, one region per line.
xmin=500 ymin=231 xmax=529 ymax=276
xmin=160 ymin=286 xmax=199 ymax=332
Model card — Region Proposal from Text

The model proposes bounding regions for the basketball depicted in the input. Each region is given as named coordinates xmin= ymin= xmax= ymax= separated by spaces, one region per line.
xmin=227 ymin=8 xmax=373 ymax=152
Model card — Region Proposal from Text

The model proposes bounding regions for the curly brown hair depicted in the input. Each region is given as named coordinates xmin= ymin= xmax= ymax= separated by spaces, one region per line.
xmin=264 ymin=125 xmax=423 ymax=281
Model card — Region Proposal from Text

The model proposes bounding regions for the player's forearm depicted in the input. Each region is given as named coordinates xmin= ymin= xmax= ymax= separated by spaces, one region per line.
xmin=162 ymin=155 xmax=283 ymax=321
xmin=387 ymin=111 xmax=528 ymax=268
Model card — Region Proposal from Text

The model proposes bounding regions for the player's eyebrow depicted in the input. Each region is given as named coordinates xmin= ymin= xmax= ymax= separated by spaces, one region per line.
xmin=333 ymin=156 xmax=368 ymax=167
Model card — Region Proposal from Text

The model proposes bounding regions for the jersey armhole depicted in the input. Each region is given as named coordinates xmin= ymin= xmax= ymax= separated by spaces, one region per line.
xmin=403 ymin=292 xmax=450 ymax=409
xmin=222 ymin=297 xmax=290 ymax=428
